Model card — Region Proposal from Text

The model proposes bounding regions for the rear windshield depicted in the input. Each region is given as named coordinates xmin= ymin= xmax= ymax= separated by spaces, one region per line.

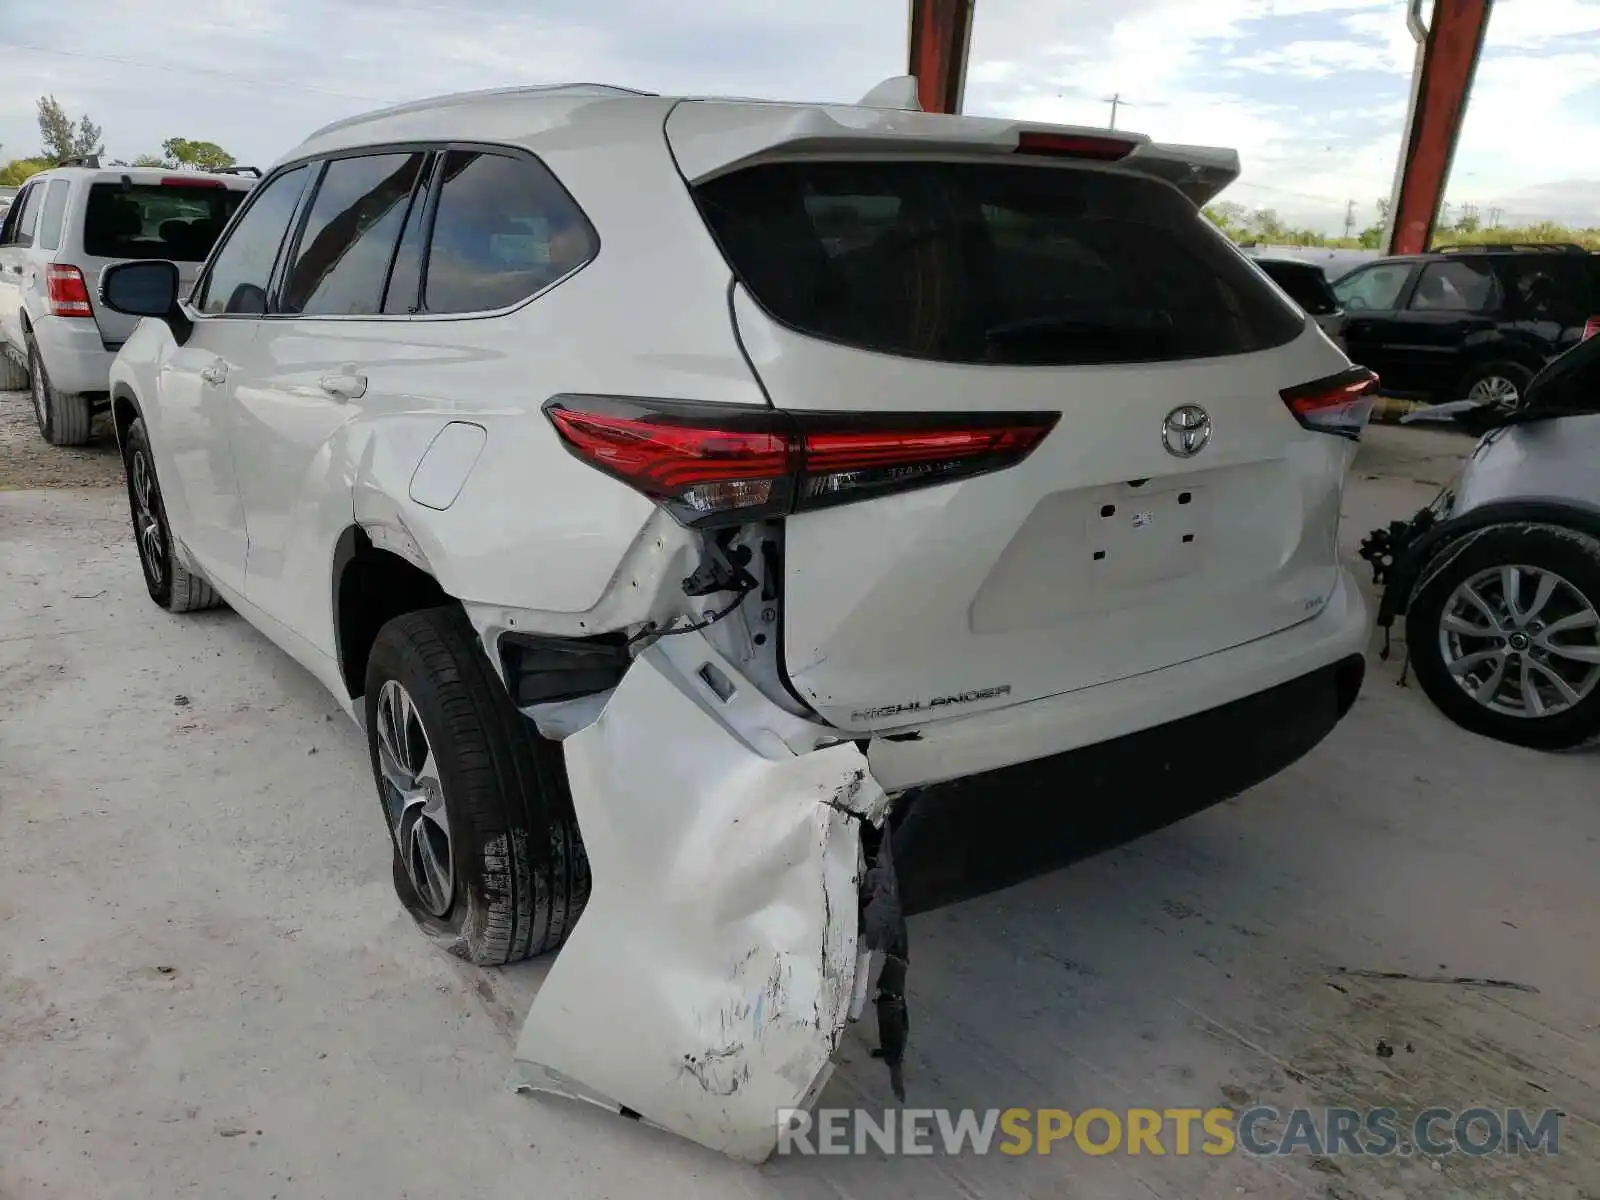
xmin=694 ymin=160 xmax=1304 ymax=366
xmin=84 ymin=182 xmax=247 ymax=262
xmin=1255 ymin=260 xmax=1340 ymax=315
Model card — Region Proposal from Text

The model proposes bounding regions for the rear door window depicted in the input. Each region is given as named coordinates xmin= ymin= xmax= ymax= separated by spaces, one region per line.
xmin=421 ymin=149 xmax=597 ymax=314
xmin=280 ymin=152 xmax=428 ymax=316
xmin=1332 ymin=262 xmax=1414 ymax=312
xmin=83 ymin=181 xmax=247 ymax=261
xmin=37 ymin=180 xmax=71 ymax=251
xmin=1407 ymin=260 xmax=1499 ymax=312
xmin=693 ymin=159 xmax=1304 ymax=366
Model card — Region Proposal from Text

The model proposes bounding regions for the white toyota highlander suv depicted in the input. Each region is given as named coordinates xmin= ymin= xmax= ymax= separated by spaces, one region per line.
xmin=100 ymin=82 xmax=1373 ymax=1160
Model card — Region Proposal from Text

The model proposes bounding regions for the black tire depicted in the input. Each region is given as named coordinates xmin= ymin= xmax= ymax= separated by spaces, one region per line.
xmin=364 ymin=607 xmax=589 ymax=965
xmin=0 ymin=347 xmax=27 ymax=391
xmin=1406 ymin=523 xmax=1600 ymax=750
xmin=121 ymin=417 xmax=223 ymax=612
xmin=27 ymin=334 xmax=93 ymax=446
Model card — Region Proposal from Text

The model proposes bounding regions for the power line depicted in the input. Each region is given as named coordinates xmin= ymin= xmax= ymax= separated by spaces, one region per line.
xmin=0 ymin=39 xmax=401 ymax=106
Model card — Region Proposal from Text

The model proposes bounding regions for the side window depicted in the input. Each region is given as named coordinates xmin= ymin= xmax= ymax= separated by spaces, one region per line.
xmin=1333 ymin=263 xmax=1414 ymax=312
xmin=1498 ymin=258 xmax=1586 ymax=319
xmin=280 ymin=152 xmax=428 ymax=316
xmin=422 ymin=149 xmax=596 ymax=314
xmin=1408 ymin=260 xmax=1498 ymax=312
xmin=37 ymin=181 xmax=71 ymax=252
xmin=381 ymin=156 xmax=437 ymax=314
xmin=4 ymin=183 xmax=43 ymax=248
xmin=195 ymin=165 xmax=310 ymax=315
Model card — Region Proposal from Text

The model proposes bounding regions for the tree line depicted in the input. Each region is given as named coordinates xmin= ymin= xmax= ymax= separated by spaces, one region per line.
xmin=1203 ymin=198 xmax=1600 ymax=252
xmin=1 ymin=96 xmax=236 ymax=186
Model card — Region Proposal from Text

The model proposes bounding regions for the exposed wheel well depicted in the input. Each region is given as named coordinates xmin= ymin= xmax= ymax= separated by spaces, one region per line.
xmin=112 ymin=389 xmax=140 ymax=449
xmin=334 ymin=527 xmax=452 ymax=701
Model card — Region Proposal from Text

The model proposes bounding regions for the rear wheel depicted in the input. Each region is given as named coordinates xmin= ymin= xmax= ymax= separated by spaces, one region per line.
xmin=27 ymin=335 xmax=93 ymax=446
xmin=364 ymin=607 xmax=589 ymax=964
xmin=1407 ymin=523 xmax=1600 ymax=749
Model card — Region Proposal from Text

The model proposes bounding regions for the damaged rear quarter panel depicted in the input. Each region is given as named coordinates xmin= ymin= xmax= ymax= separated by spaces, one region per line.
xmin=513 ymin=651 xmax=878 ymax=1162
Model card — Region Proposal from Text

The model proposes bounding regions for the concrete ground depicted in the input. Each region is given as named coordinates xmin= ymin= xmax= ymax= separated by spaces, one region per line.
xmin=2 ymin=391 xmax=1597 ymax=1199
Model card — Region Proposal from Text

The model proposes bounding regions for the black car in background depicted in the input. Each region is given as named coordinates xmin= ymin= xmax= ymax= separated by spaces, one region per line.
xmin=1332 ymin=244 xmax=1600 ymax=410
xmin=1251 ymin=256 xmax=1347 ymax=349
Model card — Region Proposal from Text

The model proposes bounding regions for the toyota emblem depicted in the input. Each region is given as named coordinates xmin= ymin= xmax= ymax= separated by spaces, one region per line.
xmin=1162 ymin=404 xmax=1212 ymax=457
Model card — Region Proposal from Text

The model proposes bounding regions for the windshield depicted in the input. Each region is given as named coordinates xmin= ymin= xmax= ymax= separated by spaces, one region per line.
xmin=84 ymin=181 xmax=246 ymax=261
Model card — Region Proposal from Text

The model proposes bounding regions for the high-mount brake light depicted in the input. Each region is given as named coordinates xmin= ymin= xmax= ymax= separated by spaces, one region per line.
xmin=161 ymin=176 xmax=226 ymax=188
xmin=544 ymin=398 xmax=1059 ymax=529
xmin=1280 ymin=367 xmax=1380 ymax=441
xmin=1014 ymin=131 xmax=1137 ymax=161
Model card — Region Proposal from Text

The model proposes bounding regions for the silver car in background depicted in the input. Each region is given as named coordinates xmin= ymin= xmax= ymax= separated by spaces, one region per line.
xmin=1361 ymin=334 xmax=1600 ymax=749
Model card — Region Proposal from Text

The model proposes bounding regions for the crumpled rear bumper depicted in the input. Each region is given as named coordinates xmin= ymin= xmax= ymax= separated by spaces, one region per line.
xmin=510 ymin=651 xmax=895 ymax=1162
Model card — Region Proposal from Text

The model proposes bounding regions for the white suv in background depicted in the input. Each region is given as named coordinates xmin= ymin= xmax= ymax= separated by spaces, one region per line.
xmin=0 ymin=159 xmax=254 ymax=444
xmin=99 ymin=83 xmax=1373 ymax=1160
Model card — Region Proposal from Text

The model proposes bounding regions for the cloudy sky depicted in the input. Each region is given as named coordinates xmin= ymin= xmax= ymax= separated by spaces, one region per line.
xmin=2 ymin=0 xmax=1596 ymax=234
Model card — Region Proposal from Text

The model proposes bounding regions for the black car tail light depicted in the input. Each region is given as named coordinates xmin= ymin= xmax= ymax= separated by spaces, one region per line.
xmin=1280 ymin=367 xmax=1380 ymax=441
xmin=544 ymin=397 xmax=1058 ymax=529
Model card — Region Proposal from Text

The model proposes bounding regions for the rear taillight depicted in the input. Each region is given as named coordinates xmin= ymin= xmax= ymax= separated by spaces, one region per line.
xmin=1280 ymin=367 xmax=1379 ymax=441
xmin=1583 ymin=316 xmax=1599 ymax=341
xmin=46 ymin=265 xmax=93 ymax=318
xmin=1015 ymin=131 xmax=1136 ymax=161
xmin=544 ymin=398 xmax=1058 ymax=529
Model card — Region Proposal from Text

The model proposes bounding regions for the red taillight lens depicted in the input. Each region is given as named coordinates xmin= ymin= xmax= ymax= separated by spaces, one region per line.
xmin=1582 ymin=316 xmax=1599 ymax=341
xmin=1015 ymin=131 xmax=1136 ymax=161
xmin=161 ymin=176 xmax=225 ymax=188
xmin=1281 ymin=367 xmax=1379 ymax=441
xmin=46 ymin=264 xmax=93 ymax=318
xmin=545 ymin=398 xmax=1058 ymax=528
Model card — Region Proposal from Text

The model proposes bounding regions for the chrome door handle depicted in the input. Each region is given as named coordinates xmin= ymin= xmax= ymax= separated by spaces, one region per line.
xmin=318 ymin=370 xmax=367 ymax=401
xmin=199 ymin=361 xmax=228 ymax=385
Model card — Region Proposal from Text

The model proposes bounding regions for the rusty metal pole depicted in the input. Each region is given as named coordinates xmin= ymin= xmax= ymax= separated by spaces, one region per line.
xmin=1383 ymin=0 xmax=1495 ymax=255
xmin=907 ymin=0 xmax=976 ymax=114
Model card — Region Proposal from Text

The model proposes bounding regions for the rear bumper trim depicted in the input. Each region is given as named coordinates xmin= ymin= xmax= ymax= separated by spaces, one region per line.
xmin=892 ymin=652 xmax=1366 ymax=913
xmin=868 ymin=566 xmax=1370 ymax=791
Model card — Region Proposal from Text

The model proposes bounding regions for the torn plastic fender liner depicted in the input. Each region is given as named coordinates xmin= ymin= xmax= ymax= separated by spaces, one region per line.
xmin=512 ymin=651 xmax=888 ymax=1162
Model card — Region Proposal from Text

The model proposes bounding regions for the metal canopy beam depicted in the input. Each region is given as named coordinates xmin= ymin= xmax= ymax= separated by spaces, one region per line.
xmin=907 ymin=0 xmax=975 ymax=114
xmin=1384 ymin=0 xmax=1495 ymax=255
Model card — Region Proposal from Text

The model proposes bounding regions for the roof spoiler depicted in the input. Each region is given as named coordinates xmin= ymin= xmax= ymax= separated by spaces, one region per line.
xmin=665 ymin=103 xmax=1241 ymax=208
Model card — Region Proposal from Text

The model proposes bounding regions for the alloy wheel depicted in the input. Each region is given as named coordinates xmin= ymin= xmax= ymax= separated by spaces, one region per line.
xmin=30 ymin=352 xmax=47 ymax=429
xmin=375 ymin=680 xmax=454 ymax=918
xmin=129 ymin=450 xmax=167 ymax=588
xmin=1438 ymin=564 xmax=1600 ymax=719
xmin=1465 ymin=375 xmax=1520 ymax=409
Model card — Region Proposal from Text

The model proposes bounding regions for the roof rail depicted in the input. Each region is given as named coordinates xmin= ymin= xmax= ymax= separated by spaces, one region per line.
xmin=59 ymin=155 xmax=101 ymax=169
xmin=214 ymin=166 xmax=263 ymax=178
xmin=304 ymin=83 xmax=655 ymax=142
xmin=1438 ymin=242 xmax=1589 ymax=255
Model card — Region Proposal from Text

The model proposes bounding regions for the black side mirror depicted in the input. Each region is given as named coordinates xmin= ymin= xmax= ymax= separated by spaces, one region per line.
xmin=100 ymin=260 xmax=180 ymax=317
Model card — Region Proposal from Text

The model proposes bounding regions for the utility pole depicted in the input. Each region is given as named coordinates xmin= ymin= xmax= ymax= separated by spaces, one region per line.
xmin=1103 ymin=93 xmax=1127 ymax=129
xmin=1487 ymin=205 xmax=1503 ymax=229
xmin=1343 ymin=199 xmax=1357 ymax=240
